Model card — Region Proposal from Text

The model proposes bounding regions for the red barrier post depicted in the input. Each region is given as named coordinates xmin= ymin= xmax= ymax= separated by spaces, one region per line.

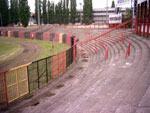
xmin=0 ymin=71 xmax=8 ymax=108
xmin=139 ymin=18 xmax=142 ymax=35
xmin=120 ymin=32 xmax=125 ymax=44
xmin=125 ymin=40 xmax=131 ymax=58
xmin=143 ymin=18 xmax=146 ymax=36
xmin=4 ymin=71 xmax=8 ymax=106
xmin=52 ymin=39 xmax=54 ymax=48
xmin=105 ymin=46 xmax=108 ymax=60
xmin=136 ymin=18 xmax=138 ymax=34
xmin=58 ymin=53 xmax=59 ymax=76
xmin=147 ymin=18 xmax=150 ymax=38
xmin=95 ymin=40 xmax=97 ymax=53
xmin=99 ymin=39 xmax=104 ymax=47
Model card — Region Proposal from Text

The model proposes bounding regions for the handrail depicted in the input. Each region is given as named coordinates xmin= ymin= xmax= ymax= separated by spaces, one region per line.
xmin=77 ymin=18 xmax=135 ymax=45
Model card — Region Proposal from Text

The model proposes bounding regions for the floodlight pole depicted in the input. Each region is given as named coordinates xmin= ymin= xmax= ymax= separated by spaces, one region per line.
xmin=37 ymin=0 xmax=40 ymax=25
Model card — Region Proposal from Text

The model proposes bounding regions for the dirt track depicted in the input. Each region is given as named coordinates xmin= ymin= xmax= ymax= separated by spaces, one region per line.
xmin=0 ymin=38 xmax=41 ymax=72
xmin=2 ymin=28 xmax=150 ymax=113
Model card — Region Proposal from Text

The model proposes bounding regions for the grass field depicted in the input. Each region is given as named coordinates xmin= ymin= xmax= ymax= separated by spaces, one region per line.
xmin=0 ymin=41 xmax=20 ymax=56
xmin=0 ymin=37 xmax=69 ymax=61
xmin=0 ymin=41 xmax=23 ymax=62
xmin=33 ymin=39 xmax=69 ymax=60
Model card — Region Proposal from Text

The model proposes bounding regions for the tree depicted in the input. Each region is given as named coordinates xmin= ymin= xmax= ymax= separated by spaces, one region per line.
xmin=10 ymin=0 xmax=15 ymax=24
xmin=19 ymin=0 xmax=30 ymax=27
xmin=65 ymin=0 xmax=69 ymax=24
xmin=70 ymin=0 xmax=77 ymax=24
xmin=83 ymin=0 xmax=93 ymax=24
xmin=62 ymin=0 xmax=66 ymax=24
xmin=55 ymin=1 xmax=63 ymax=24
xmin=35 ymin=0 xmax=42 ymax=24
xmin=48 ymin=0 xmax=51 ymax=24
xmin=48 ymin=1 xmax=55 ymax=24
xmin=10 ymin=0 xmax=20 ymax=25
xmin=0 ymin=0 xmax=9 ymax=26
xmin=111 ymin=0 xmax=115 ymax=8
xmin=122 ymin=8 xmax=132 ymax=27
xmin=51 ymin=3 xmax=55 ymax=24
xmin=43 ymin=0 xmax=47 ymax=24
xmin=14 ymin=0 xmax=19 ymax=24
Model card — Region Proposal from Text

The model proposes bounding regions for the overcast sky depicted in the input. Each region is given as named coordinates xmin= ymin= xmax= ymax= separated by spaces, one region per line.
xmin=28 ymin=0 xmax=121 ymax=13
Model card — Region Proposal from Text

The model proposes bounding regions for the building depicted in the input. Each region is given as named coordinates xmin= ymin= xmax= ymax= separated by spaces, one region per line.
xmin=29 ymin=12 xmax=36 ymax=26
xmin=78 ymin=8 xmax=126 ymax=24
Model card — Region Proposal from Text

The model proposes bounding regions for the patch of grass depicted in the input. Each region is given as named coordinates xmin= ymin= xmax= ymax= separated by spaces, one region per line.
xmin=33 ymin=40 xmax=69 ymax=60
xmin=0 ymin=37 xmax=69 ymax=60
xmin=0 ymin=41 xmax=20 ymax=57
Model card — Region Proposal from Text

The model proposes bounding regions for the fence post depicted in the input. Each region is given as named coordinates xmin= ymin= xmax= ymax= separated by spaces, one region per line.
xmin=52 ymin=56 xmax=54 ymax=79
xmin=37 ymin=61 xmax=40 ymax=89
xmin=27 ymin=66 xmax=30 ymax=93
xmin=4 ymin=71 xmax=8 ymax=106
xmin=16 ymin=69 xmax=20 ymax=98
xmin=46 ymin=58 xmax=48 ymax=83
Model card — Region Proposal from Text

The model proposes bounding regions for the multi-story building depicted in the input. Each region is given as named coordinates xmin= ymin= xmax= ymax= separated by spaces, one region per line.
xmin=78 ymin=8 xmax=126 ymax=24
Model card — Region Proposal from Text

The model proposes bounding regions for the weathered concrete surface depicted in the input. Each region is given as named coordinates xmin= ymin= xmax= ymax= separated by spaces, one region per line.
xmin=3 ymin=30 xmax=150 ymax=113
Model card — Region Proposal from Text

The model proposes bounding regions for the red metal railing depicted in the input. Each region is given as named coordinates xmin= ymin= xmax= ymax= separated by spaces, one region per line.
xmin=0 ymin=71 xmax=8 ymax=109
xmin=135 ymin=18 xmax=150 ymax=38
xmin=78 ymin=18 xmax=135 ymax=45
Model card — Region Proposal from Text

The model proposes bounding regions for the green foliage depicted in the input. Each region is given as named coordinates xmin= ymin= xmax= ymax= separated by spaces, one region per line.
xmin=111 ymin=0 xmax=115 ymax=8
xmin=19 ymin=0 xmax=30 ymax=27
xmin=48 ymin=1 xmax=55 ymax=24
xmin=0 ymin=0 xmax=9 ymax=26
xmin=0 ymin=36 xmax=69 ymax=60
xmin=43 ymin=0 xmax=47 ymax=24
xmin=122 ymin=8 xmax=133 ymax=28
xmin=35 ymin=0 xmax=42 ymax=24
xmin=65 ymin=0 xmax=69 ymax=24
xmin=0 ymin=41 xmax=20 ymax=57
xmin=47 ymin=1 xmax=51 ymax=24
xmin=55 ymin=1 xmax=63 ymax=24
xmin=14 ymin=0 xmax=19 ymax=24
xmin=126 ymin=8 xmax=132 ymax=20
xmin=83 ymin=0 xmax=93 ymax=24
xmin=10 ymin=0 xmax=19 ymax=24
xmin=70 ymin=0 xmax=77 ymax=24
xmin=10 ymin=0 xmax=15 ymax=24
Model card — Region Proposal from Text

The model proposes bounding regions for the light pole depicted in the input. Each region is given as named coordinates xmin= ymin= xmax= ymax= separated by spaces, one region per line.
xmin=79 ymin=3 xmax=82 ymax=24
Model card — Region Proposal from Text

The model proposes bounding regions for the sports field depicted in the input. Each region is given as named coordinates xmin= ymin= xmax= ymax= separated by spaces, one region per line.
xmin=0 ymin=36 xmax=69 ymax=72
